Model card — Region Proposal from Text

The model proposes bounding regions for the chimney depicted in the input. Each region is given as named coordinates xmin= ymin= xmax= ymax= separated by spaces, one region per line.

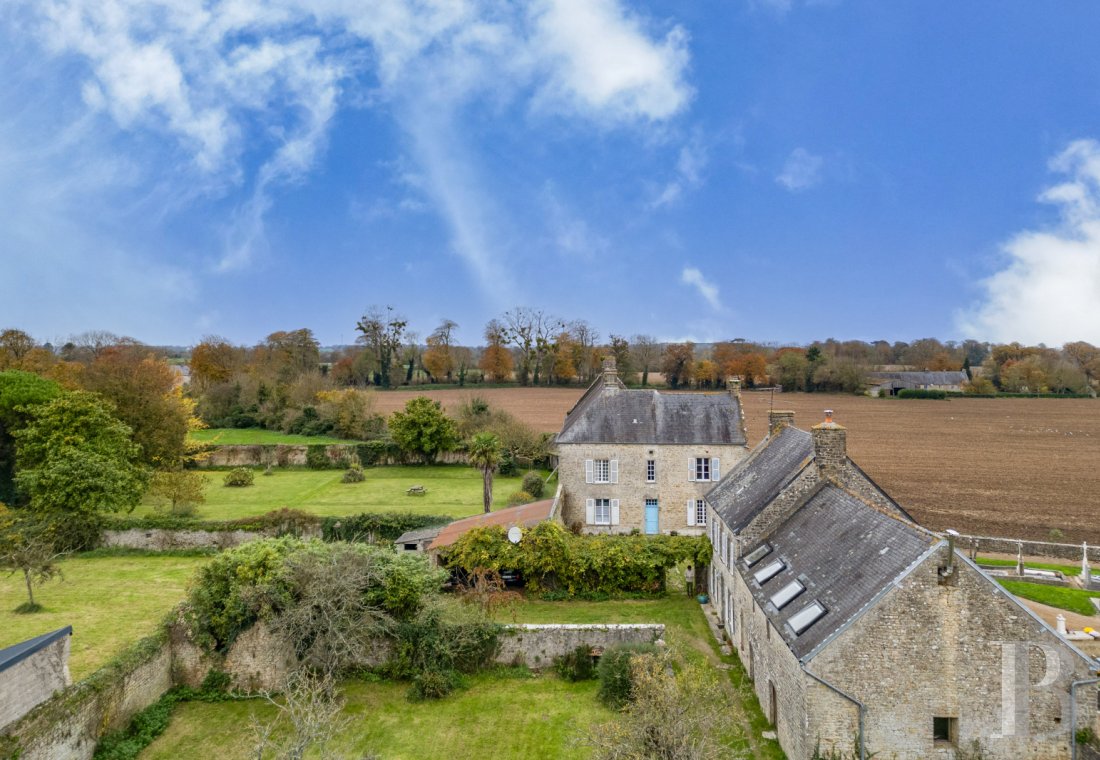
xmin=602 ymin=357 xmax=619 ymax=387
xmin=939 ymin=529 xmax=960 ymax=585
xmin=726 ymin=376 xmax=741 ymax=401
xmin=768 ymin=410 xmax=795 ymax=436
xmin=811 ymin=410 xmax=846 ymax=474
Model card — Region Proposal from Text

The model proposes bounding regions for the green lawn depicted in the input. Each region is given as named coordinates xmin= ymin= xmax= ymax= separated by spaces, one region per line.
xmin=0 ymin=553 xmax=209 ymax=680
xmin=135 ymin=466 xmax=554 ymax=521
xmin=978 ymin=556 xmax=1083 ymax=576
xmin=997 ymin=579 xmax=1100 ymax=616
xmin=189 ymin=428 xmax=361 ymax=445
xmin=141 ymin=595 xmax=784 ymax=760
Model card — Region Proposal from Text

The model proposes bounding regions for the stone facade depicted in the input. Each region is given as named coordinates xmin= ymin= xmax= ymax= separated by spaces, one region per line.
xmin=494 ymin=624 xmax=665 ymax=668
xmin=558 ymin=442 xmax=747 ymax=535
xmin=0 ymin=631 xmax=71 ymax=734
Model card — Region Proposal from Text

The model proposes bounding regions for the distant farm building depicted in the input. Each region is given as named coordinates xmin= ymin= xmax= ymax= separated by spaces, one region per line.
xmin=868 ymin=370 xmax=967 ymax=396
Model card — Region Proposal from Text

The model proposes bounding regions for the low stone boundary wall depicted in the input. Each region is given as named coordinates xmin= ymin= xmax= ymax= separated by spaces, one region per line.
xmin=495 ymin=624 xmax=665 ymax=669
xmin=196 ymin=445 xmax=467 ymax=468
xmin=961 ymin=534 xmax=1099 ymax=563
xmin=101 ymin=528 xmax=266 ymax=550
xmin=0 ymin=628 xmax=72 ymax=734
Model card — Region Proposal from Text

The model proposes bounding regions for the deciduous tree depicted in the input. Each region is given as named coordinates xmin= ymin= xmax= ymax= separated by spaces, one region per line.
xmin=0 ymin=371 xmax=60 ymax=504
xmin=0 ymin=508 xmax=65 ymax=612
xmin=660 ymin=343 xmax=695 ymax=389
xmin=478 ymin=320 xmax=513 ymax=382
xmin=355 ymin=307 xmax=407 ymax=388
xmin=388 ymin=397 xmax=459 ymax=464
xmin=631 ymin=335 xmax=658 ymax=387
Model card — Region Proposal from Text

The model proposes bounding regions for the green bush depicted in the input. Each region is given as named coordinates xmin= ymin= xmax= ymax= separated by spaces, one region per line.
xmin=555 ymin=644 xmax=597 ymax=682
xmin=356 ymin=439 xmax=401 ymax=466
xmin=498 ymin=454 xmax=518 ymax=477
xmin=222 ymin=467 xmax=254 ymax=487
xmin=321 ymin=512 xmax=453 ymax=544
xmin=342 ymin=465 xmax=366 ymax=484
xmin=386 ymin=604 xmax=501 ymax=700
xmin=596 ymin=643 xmax=658 ymax=708
xmin=507 ymin=490 xmax=534 ymax=506
xmin=305 ymin=444 xmax=330 ymax=469
xmin=521 ymin=471 xmax=545 ymax=499
xmin=897 ymin=389 xmax=947 ymax=399
xmin=409 ymin=669 xmax=461 ymax=701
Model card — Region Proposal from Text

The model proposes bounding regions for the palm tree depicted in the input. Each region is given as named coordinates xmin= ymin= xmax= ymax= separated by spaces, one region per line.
xmin=467 ymin=433 xmax=503 ymax=513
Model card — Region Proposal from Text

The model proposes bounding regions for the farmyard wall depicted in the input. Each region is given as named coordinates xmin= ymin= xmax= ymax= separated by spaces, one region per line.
xmin=0 ymin=631 xmax=71 ymax=734
xmin=495 ymin=624 xmax=665 ymax=668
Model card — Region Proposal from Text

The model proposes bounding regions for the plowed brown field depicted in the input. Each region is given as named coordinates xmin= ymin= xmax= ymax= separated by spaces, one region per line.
xmin=374 ymin=388 xmax=1100 ymax=543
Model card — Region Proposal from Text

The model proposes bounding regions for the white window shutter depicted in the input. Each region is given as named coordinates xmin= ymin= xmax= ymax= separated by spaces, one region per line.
xmin=610 ymin=499 xmax=620 ymax=525
xmin=687 ymin=499 xmax=696 ymax=526
xmin=585 ymin=499 xmax=595 ymax=524
xmin=585 ymin=459 xmax=593 ymax=484
xmin=712 ymin=458 xmax=721 ymax=481
xmin=610 ymin=459 xmax=619 ymax=484
xmin=689 ymin=457 xmax=696 ymax=482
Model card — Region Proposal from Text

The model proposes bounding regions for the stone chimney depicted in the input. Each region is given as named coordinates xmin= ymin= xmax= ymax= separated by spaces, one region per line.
xmin=602 ymin=357 xmax=619 ymax=387
xmin=768 ymin=410 xmax=795 ymax=436
xmin=727 ymin=377 xmax=741 ymax=401
xmin=811 ymin=410 xmax=846 ymax=475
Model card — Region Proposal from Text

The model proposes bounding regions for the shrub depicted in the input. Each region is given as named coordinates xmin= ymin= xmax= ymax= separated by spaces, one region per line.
xmin=498 ymin=454 xmax=518 ymax=477
xmin=321 ymin=512 xmax=453 ymax=544
xmin=222 ymin=467 xmax=254 ymax=487
xmin=597 ymin=643 xmax=658 ymax=708
xmin=556 ymin=644 xmax=598 ymax=682
xmin=409 ymin=669 xmax=460 ymax=701
xmin=521 ymin=471 xmax=545 ymax=498
xmin=507 ymin=490 xmax=533 ymax=506
xmin=305 ymin=444 xmax=330 ymax=470
xmin=342 ymin=465 xmax=366 ymax=484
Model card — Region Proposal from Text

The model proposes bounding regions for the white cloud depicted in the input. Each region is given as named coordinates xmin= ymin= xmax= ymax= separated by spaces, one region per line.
xmin=776 ymin=147 xmax=823 ymax=191
xmin=681 ymin=266 xmax=722 ymax=310
xmin=651 ymin=135 xmax=707 ymax=208
xmin=957 ymin=139 xmax=1100 ymax=345
xmin=18 ymin=0 xmax=694 ymax=285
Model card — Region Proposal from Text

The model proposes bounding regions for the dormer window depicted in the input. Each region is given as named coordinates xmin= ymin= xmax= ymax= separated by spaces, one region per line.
xmin=788 ymin=601 xmax=827 ymax=635
xmin=753 ymin=559 xmax=785 ymax=585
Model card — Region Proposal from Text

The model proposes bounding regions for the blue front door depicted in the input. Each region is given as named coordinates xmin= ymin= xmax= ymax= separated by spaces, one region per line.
xmin=645 ymin=499 xmax=659 ymax=534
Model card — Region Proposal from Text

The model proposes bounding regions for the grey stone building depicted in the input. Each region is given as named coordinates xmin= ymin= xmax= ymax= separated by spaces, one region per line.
xmin=706 ymin=410 xmax=1099 ymax=760
xmin=868 ymin=370 xmax=968 ymax=396
xmin=552 ymin=360 xmax=748 ymax=535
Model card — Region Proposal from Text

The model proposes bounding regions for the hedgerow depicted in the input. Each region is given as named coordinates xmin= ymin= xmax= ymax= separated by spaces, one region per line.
xmin=896 ymin=389 xmax=947 ymax=399
xmin=103 ymin=507 xmax=321 ymax=534
xmin=320 ymin=512 xmax=453 ymax=544
xmin=440 ymin=522 xmax=711 ymax=596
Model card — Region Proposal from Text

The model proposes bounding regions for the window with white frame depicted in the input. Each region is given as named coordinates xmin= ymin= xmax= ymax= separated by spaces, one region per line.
xmin=694 ymin=457 xmax=710 ymax=482
xmin=594 ymin=459 xmax=611 ymax=483
xmin=646 ymin=459 xmax=656 ymax=482
xmin=594 ymin=498 xmax=611 ymax=525
xmin=695 ymin=499 xmax=707 ymax=527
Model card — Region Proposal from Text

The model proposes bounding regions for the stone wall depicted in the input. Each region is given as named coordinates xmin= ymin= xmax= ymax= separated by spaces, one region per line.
xmin=962 ymin=534 xmax=1100 ymax=563
xmin=557 ymin=442 xmax=748 ymax=535
xmin=0 ymin=631 xmax=71 ymax=734
xmin=494 ymin=624 xmax=665 ymax=668
xmin=197 ymin=445 xmax=466 ymax=468
xmin=101 ymin=527 xmax=266 ymax=550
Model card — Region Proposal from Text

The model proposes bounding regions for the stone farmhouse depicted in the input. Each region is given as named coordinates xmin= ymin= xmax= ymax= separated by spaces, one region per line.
xmin=552 ymin=359 xmax=748 ymax=535
xmin=706 ymin=410 xmax=1099 ymax=760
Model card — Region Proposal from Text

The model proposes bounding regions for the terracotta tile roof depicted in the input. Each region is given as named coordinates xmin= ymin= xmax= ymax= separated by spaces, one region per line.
xmin=428 ymin=499 xmax=557 ymax=551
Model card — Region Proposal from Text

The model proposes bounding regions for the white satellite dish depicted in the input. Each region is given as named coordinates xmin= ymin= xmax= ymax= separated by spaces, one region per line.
xmin=507 ymin=526 xmax=523 ymax=544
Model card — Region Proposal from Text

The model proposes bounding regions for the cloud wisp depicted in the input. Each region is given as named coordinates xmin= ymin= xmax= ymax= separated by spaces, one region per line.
xmin=681 ymin=266 xmax=722 ymax=311
xmin=775 ymin=147 xmax=823 ymax=192
xmin=957 ymin=139 xmax=1100 ymax=345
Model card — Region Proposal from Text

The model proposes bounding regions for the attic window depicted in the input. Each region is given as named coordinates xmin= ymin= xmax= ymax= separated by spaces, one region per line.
xmin=788 ymin=601 xmax=827 ymax=635
xmin=753 ymin=559 xmax=785 ymax=585
xmin=744 ymin=544 xmax=772 ymax=567
xmin=769 ymin=580 xmax=805 ymax=610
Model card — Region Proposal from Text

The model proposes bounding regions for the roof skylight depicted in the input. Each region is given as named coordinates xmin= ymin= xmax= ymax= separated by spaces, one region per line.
xmin=769 ymin=580 xmax=805 ymax=610
xmin=753 ymin=559 xmax=784 ymax=585
xmin=743 ymin=544 xmax=771 ymax=567
xmin=788 ymin=601 xmax=827 ymax=635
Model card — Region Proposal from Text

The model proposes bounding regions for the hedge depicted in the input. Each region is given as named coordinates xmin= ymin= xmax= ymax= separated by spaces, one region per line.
xmin=441 ymin=522 xmax=711 ymax=596
xmin=103 ymin=508 xmax=321 ymax=534
xmin=321 ymin=512 xmax=454 ymax=543
xmin=897 ymin=389 xmax=947 ymax=399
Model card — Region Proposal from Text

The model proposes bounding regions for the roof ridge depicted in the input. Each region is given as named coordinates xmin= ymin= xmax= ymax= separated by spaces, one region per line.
xmin=824 ymin=479 xmax=936 ymax=541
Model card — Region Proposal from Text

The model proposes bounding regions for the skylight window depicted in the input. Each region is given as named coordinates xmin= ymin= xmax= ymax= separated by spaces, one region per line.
xmin=788 ymin=601 xmax=827 ymax=635
xmin=770 ymin=580 xmax=805 ymax=610
xmin=744 ymin=544 xmax=771 ymax=567
xmin=753 ymin=559 xmax=784 ymax=585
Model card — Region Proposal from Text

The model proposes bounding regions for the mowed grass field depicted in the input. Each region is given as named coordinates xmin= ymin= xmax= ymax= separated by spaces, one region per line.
xmin=190 ymin=428 xmax=361 ymax=445
xmin=372 ymin=387 xmax=1100 ymax=542
xmin=0 ymin=553 xmax=209 ymax=679
xmin=142 ymin=596 xmax=783 ymax=760
xmin=135 ymin=466 xmax=554 ymax=521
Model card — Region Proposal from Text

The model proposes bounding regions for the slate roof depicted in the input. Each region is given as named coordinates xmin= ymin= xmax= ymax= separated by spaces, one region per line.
xmin=554 ymin=381 xmax=746 ymax=446
xmin=0 ymin=626 xmax=72 ymax=674
xmin=394 ymin=526 xmax=443 ymax=545
xmin=429 ymin=498 xmax=557 ymax=551
xmin=738 ymin=485 xmax=934 ymax=660
xmin=706 ymin=426 xmax=814 ymax=532
xmin=867 ymin=371 xmax=968 ymax=386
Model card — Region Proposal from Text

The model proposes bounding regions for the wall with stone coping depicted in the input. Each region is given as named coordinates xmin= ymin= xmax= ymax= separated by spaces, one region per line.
xmin=961 ymin=535 xmax=1100 ymax=563
xmin=196 ymin=445 xmax=466 ymax=468
xmin=494 ymin=624 xmax=665 ymax=668
xmin=0 ymin=634 xmax=71 ymax=734
xmin=101 ymin=527 xmax=267 ymax=550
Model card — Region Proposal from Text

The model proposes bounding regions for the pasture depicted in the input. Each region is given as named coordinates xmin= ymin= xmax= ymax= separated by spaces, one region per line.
xmin=135 ymin=466 xmax=554 ymax=521
xmin=0 ymin=553 xmax=209 ymax=679
xmin=372 ymin=387 xmax=1100 ymax=542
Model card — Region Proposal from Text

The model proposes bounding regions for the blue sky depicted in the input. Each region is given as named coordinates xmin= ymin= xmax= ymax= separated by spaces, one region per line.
xmin=2 ymin=1 xmax=1099 ymax=347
